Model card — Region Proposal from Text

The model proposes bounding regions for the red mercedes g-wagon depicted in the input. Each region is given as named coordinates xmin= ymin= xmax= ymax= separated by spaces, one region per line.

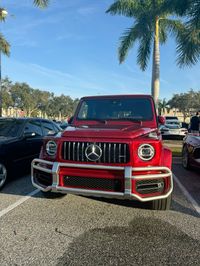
xmin=31 ymin=95 xmax=173 ymax=210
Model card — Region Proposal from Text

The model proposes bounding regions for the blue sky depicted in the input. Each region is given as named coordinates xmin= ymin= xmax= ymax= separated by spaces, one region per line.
xmin=1 ymin=0 xmax=200 ymax=100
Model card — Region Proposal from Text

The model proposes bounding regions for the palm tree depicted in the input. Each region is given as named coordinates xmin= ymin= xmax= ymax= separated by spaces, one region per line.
xmin=165 ymin=0 xmax=200 ymax=67
xmin=158 ymin=98 xmax=170 ymax=115
xmin=0 ymin=2 xmax=49 ymax=116
xmin=106 ymin=0 xmax=186 ymax=106
xmin=0 ymin=9 xmax=10 ymax=116
xmin=0 ymin=33 xmax=10 ymax=56
xmin=0 ymin=8 xmax=10 ymax=56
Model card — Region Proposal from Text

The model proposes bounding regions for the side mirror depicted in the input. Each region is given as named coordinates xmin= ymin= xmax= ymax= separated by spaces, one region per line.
xmin=68 ymin=116 xmax=74 ymax=125
xmin=24 ymin=132 xmax=36 ymax=138
xmin=158 ymin=115 xmax=165 ymax=125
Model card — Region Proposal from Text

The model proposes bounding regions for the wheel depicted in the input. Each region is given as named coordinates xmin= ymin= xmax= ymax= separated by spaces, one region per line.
xmin=149 ymin=194 xmax=172 ymax=210
xmin=0 ymin=163 xmax=8 ymax=190
xmin=182 ymin=145 xmax=190 ymax=169
xmin=41 ymin=190 xmax=66 ymax=199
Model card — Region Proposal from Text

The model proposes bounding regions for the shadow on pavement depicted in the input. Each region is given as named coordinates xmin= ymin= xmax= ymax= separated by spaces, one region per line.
xmin=56 ymin=217 xmax=200 ymax=266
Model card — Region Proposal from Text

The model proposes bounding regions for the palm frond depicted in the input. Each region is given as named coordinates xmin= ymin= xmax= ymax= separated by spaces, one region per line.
xmin=106 ymin=0 xmax=139 ymax=18
xmin=118 ymin=24 xmax=140 ymax=63
xmin=33 ymin=0 xmax=49 ymax=8
xmin=161 ymin=18 xmax=185 ymax=37
xmin=0 ymin=33 xmax=10 ymax=56
xmin=188 ymin=0 xmax=200 ymax=28
xmin=176 ymin=28 xmax=200 ymax=67
xmin=162 ymin=0 xmax=192 ymax=16
xmin=137 ymin=30 xmax=152 ymax=71
xmin=159 ymin=20 xmax=168 ymax=44
xmin=0 ymin=8 xmax=8 ymax=21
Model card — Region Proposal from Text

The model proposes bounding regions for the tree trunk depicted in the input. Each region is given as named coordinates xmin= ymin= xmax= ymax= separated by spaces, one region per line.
xmin=151 ymin=17 xmax=160 ymax=110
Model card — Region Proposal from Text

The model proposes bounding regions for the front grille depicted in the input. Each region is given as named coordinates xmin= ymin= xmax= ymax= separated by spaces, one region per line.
xmin=33 ymin=170 xmax=53 ymax=187
xmin=136 ymin=179 xmax=165 ymax=194
xmin=193 ymin=147 xmax=200 ymax=159
xmin=61 ymin=141 xmax=130 ymax=163
xmin=63 ymin=176 xmax=124 ymax=192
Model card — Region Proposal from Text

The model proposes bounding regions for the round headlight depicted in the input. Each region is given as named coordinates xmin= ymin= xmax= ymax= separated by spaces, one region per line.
xmin=46 ymin=140 xmax=57 ymax=156
xmin=138 ymin=144 xmax=155 ymax=161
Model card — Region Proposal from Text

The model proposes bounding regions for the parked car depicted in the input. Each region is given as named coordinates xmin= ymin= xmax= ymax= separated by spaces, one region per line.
xmin=54 ymin=120 xmax=68 ymax=130
xmin=165 ymin=116 xmax=179 ymax=121
xmin=182 ymin=133 xmax=200 ymax=170
xmin=160 ymin=119 xmax=188 ymax=139
xmin=32 ymin=94 xmax=173 ymax=210
xmin=0 ymin=117 xmax=61 ymax=189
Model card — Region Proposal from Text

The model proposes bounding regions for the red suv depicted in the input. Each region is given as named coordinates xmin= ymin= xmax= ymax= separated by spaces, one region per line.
xmin=31 ymin=95 xmax=173 ymax=210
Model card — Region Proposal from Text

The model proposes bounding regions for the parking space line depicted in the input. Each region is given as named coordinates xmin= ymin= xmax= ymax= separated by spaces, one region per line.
xmin=0 ymin=189 xmax=40 ymax=219
xmin=0 ymin=175 xmax=199 ymax=218
xmin=173 ymin=174 xmax=200 ymax=215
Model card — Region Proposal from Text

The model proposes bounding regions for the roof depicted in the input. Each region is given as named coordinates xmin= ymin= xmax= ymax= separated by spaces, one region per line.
xmin=81 ymin=94 xmax=153 ymax=100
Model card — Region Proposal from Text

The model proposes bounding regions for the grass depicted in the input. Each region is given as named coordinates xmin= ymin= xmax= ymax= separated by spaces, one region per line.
xmin=163 ymin=139 xmax=183 ymax=157
xmin=170 ymin=146 xmax=182 ymax=157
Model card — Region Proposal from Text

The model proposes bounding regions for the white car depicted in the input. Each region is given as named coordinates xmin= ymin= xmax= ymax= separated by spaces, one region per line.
xmin=160 ymin=119 xmax=188 ymax=139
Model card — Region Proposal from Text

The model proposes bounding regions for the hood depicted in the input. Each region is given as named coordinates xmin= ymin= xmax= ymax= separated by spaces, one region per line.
xmin=61 ymin=125 xmax=155 ymax=140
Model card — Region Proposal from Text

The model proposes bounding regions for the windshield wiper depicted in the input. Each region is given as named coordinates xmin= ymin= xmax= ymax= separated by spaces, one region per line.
xmin=114 ymin=117 xmax=142 ymax=123
xmin=88 ymin=119 xmax=108 ymax=124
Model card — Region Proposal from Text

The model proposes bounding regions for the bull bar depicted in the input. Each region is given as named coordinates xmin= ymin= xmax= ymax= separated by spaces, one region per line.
xmin=31 ymin=158 xmax=173 ymax=202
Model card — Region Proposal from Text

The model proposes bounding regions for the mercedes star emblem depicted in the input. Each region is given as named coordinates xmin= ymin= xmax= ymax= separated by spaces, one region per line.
xmin=85 ymin=144 xmax=102 ymax=161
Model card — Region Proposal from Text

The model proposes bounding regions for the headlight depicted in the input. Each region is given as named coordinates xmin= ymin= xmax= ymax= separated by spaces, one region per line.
xmin=46 ymin=140 xmax=57 ymax=156
xmin=138 ymin=144 xmax=155 ymax=161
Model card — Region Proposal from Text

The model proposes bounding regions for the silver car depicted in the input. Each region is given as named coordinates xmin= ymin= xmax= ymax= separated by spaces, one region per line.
xmin=160 ymin=119 xmax=188 ymax=139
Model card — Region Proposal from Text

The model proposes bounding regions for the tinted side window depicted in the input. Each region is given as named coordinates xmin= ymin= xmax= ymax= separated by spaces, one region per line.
xmin=24 ymin=121 xmax=43 ymax=136
xmin=41 ymin=121 xmax=58 ymax=136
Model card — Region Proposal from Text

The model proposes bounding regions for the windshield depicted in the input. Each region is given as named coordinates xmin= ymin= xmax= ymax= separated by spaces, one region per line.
xmin=77 ymin=98 xmax=154 ymax=121
xmin=0 ymin=119 xmax=24 ymax=137
xmin=165 ymin=121 xmax=182 ymax=129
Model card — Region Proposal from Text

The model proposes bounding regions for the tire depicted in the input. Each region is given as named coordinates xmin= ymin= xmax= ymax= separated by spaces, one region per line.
xmin=149 ymin=194 xmax=172 ymax=210
xmin=41 ymin=190 xmax=66 ymax=199
xmin=182 ymin=145 xmax=190 ymax=169
xmin=0 ymin=162 xmax=8 ymax=190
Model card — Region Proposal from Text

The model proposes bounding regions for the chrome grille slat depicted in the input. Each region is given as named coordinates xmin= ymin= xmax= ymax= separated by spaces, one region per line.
xmin=77 ymin=142 xmax=80 ymax=161
xmin=124 ymin=144 xmax=126 ymax=163
xmin=98 ymin=143 xmax=102 ymax=163
xmin=81 ymin=142 xmax=84 ymax=162
xmin=62 ymin=142 xmax=130 ymax=163
xmin=119 ymin=144 xmax=121 ymax=163
xmin=63 ymin=142 xmax=66 ymax=160
xmin=72 ymin=142 xmax=75 ymax=161
xmin=68 ymin=142 xmax=71 ymax=160
xmin=113 ymin=143 xmax=116 ymax=163
xmin=108 ymin=143 xmax=111 ymax=163
xmin=103 ymin=143 xmax=106 ymax=163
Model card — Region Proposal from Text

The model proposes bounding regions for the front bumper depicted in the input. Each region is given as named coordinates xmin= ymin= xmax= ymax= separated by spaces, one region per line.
xmin=31 ymin=159 xmax=173 ymax=202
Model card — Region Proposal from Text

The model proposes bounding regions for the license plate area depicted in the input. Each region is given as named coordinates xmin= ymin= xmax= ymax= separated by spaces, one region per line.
xmin=59 ymin=167 xmax=124 ymax=192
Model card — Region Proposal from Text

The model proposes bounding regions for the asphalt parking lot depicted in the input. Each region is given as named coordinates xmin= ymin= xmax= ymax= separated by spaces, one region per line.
xmin=0 ymin=160 xmax=199 ymax=266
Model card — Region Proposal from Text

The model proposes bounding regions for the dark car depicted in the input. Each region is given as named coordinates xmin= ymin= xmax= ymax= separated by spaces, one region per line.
xmin=0 ymin=117 xmax=61 ymax=189
xmin=182 ymin=133 xmax=200 ymax=170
